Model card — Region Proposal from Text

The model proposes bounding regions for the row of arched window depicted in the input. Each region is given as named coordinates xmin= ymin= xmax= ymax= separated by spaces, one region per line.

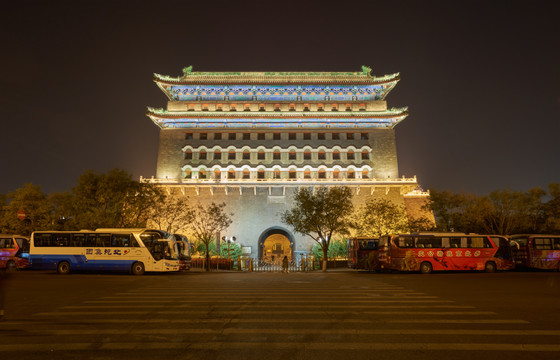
xmin=182 ymin=167 xmax=373 ymax=180
xmin=183 ymin=148 xmax=371 ymax=162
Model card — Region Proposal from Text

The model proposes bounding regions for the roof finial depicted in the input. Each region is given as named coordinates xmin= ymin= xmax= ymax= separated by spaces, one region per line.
xmin=182 ymin=66 xmax=193 ymax=75
xmin=361 ymin=65 xmax=372 ymax=76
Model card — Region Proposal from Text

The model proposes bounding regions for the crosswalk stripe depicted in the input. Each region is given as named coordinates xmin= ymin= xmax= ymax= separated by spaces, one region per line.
xmin=23 ymin=328 xmax=560 ymax=336
xmin=87 ymin=297 xmax=428 ymax=303
xmin=1 ymin=342 xmax=559 ymax=352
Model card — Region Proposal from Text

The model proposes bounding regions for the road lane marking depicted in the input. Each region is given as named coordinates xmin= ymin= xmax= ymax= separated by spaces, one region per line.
xmin=22 ymin=328 xmax=560 ymax=336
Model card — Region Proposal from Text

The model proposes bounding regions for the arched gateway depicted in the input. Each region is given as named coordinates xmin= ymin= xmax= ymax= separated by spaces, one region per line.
xmin=258 ymin=227 xmax=294 ymax=262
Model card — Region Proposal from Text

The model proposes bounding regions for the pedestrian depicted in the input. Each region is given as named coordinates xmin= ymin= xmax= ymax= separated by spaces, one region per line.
xmin=282 ymin=255 xmax=289 ymax=273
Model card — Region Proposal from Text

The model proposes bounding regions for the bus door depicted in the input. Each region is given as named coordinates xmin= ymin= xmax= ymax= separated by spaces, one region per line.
xmin=377 ymin=236 xmax=391 ymax=270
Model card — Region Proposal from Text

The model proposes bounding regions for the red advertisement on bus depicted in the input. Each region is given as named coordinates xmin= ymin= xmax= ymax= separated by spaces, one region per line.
xmin=378 ymin=233 xmax=515 ymax=274
xmin=0 ymin=235 xmax=30 ymax=271
xmin=347 ymin=237 xmax=379 ymax=270
xmin=510 ymin=234 xmax=560 ymax=271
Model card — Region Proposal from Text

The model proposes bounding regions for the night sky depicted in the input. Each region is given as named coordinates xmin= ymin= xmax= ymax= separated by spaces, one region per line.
xmin=1 ymin=0 xmax=558 ymax=196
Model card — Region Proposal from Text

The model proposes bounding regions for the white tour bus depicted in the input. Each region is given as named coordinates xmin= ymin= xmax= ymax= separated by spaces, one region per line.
xmin=29 ymin=228 xmax=180 ymax=275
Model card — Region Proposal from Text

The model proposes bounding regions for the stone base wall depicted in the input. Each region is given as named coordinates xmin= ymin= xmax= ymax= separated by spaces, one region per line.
xmin=154 ymin=183 xmax=430 ymax=258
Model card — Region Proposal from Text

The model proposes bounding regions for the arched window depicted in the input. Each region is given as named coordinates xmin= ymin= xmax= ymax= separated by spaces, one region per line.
xmin=304 ymin=151 xmax=311 ymax=160
xmin=214 ymin=150 xmax=222 ymax=160
xmin=242 ymin=170 xmax=250 ymax=179
xmin=318 ymin=151 xmax=326 ymax=160
xmin=304 ymin=170 xmax=311 ymax=179
xmin=228 ymin=170 xmax=236 ymax=179
xmin=362 ymin=170 xmax=369 ymax=179
xmin=257 ymin=170 xmax=265 ymax=179
xmin=333 ymin=170 xmax=340 ymax=179
xmin=184 ymin=150 xmax=193 ymax=160
xmin=289 ymin=170 xmax=297 ymax=179
xmin=289 ymin=151 xmax=296 ymax=160
xmin=185 ymin=171 xmax=192 ymax=179
xmin=199 ymin=150 xmax=207 ymax=160
xmin=333 ymin=151 xmax=340 ymax=160
xmin=228 ymin=151 xmax=236 ymax=160
xmin=318 ymin=170 xmax=326 ymax=179
xmin=347 ymin=170 xmax=355 ymax=179
xmin=258 ymin=151 xmax=265 ymax=160
xmin=214 ymin=170 xmax=221 ymax=179
xmin=273 ymin=151 xmax=281 ymax=160
xmin=362 ymin=151 xmax=369 ymax=160
xmin=273 ymin=170 xmax=281 ymax=179
xmin=347 ymin=151 xmax=355 ymax=160
xmin=199 ymin=170 xmax=207 ymax=179
xmin=243 ymin=150 xmax=250 ymax=160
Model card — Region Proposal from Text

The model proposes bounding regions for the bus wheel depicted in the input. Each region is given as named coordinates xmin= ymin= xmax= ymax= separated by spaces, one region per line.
xmin=485 ymin=261 xmax=497 ymax=273
xmin=131 ymin=262 xmax=145 ymax=275
xmin=420 ymin=262 xmax=433 ymax=274
xmin=57 ymin=261 xmax=70 ymax=274
xmin=6 ymin=261 xmax=16 ymax=273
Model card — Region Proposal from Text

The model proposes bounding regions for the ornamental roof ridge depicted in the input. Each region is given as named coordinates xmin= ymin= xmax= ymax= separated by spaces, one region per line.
xmin=153 ymin=66 xmax=400 ymax=84
xmin=146 ymin=106 xmax=408 ymax=117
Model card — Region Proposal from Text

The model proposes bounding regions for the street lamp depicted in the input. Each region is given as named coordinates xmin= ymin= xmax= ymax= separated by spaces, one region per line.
xmin=222 ymin=236 xmax=236 ymax=270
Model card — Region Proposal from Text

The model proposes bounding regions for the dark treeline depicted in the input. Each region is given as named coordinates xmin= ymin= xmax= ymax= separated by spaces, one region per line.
xmin=0 ymin=169 xmax=164 ymax=236
xmin=1 ymin=168 xmax=559 ymax=237
xmin=428 ymin=184 xmax=560 ymax=235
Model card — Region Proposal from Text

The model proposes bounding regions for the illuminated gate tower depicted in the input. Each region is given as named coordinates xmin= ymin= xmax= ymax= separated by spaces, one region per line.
xmin=144 ymin=66 xmax=432 ymax=261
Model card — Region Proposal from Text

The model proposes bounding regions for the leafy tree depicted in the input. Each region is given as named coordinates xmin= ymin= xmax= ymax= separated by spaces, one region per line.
xmin=184 ymin=202 xmax=233 ymax=271
xmin=311 ymin=235 xmax=348 ymax=259
xmin=148 ymin=193 xmax=191 ymax=234
xmin=353 ymin=198 xmax=409 ymax=237
xmin=69 ymin=169 xmax=162 ymax=229
xmin=1 ymin=183 xmax=53 ymax=235
xmin=544 ymin=183 xmax=560 ymax=233
xmin=281 ymin=186 xmax=354 ymax=271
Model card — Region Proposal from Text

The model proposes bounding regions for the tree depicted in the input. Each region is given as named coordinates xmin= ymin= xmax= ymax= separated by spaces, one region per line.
xmin=148 ymin=193 xmax=191 ymax=234
xmin=184 ymin=202 xmax=233 ymax=271
xmin=69 ymin=169 xmax=162 ymax=229
xmin=1 ymin=183 xmax=53 ymax=235
xmin=544 ymin=183 xmax=560 ymax=233
xmin=311 ymin=235 xmax=348 ymax=260
xmin=353 ymin=198 xmax=410 ymax=237
xmin=281 ymin=186 xmax=354 ymax=271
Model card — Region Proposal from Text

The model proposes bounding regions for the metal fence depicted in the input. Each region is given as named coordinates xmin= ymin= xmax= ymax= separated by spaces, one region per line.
xmin=190 ymin=256 xmax=319 ymax=272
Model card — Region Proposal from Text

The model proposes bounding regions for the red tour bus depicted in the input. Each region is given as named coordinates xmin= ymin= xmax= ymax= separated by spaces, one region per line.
xmin=347 ymin=237 xmax=379 ymax=270
xmin=0 ymin=234 xmax=30 ymax=272
xmin=510 ymin=234 xmax=560 ymax=271
xmin=378 ymin=233 xmax=515 ymax=274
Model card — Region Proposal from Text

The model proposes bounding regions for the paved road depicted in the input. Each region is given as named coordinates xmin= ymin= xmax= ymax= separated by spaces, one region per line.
xmin=1 ymin=269 xmax=559 ymax=359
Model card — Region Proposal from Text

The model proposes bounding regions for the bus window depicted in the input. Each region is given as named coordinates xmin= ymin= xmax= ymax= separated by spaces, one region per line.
xmin=54 ymin=234 xmax=70 ymax=247
xmin=396 ymin=237 xmax=414 ymax=248
xmin=112 ymin=233 xmax=131 ymax=247
xmin=34 ymin=233 xmax=52 ymax=247
xmin=70 ymin=234 xmax=84 ymax=247
xmin=468 ymin=237 xmax=492 ymax=248
xmin=416 ymin=237 xmax=442 ymax=249
xmin=534 ymin=238 xmax=553 ymax=250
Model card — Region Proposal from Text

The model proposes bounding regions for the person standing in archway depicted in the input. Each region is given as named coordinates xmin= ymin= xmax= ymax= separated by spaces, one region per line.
xmin=282 ymin=255 xmax=289 ymax=273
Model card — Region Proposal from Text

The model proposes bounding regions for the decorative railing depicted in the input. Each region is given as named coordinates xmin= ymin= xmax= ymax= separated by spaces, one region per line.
xmin=140 ymin=175 xmax=418 ymax=185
